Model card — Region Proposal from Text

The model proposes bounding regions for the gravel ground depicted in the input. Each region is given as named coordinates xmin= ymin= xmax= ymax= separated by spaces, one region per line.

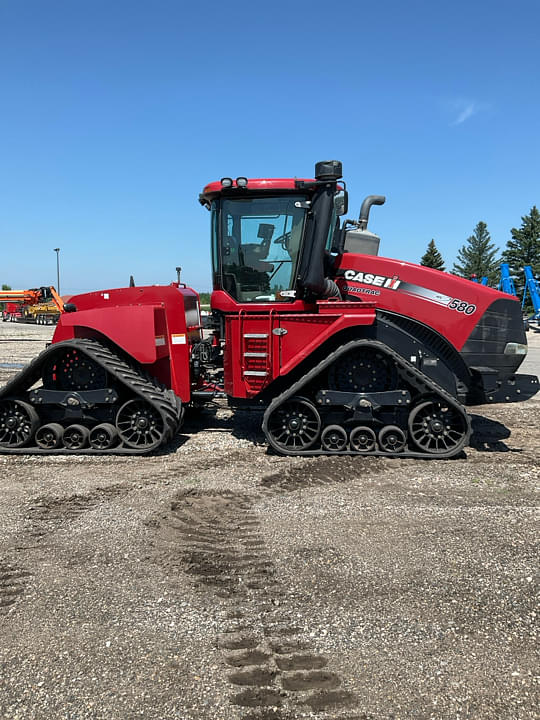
xmin=0 ymin=321 xmax=538 ymax=720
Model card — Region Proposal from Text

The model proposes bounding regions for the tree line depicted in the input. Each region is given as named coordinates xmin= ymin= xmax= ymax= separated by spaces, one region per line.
xmin=420 ymin=206 xmax=540 ymax=302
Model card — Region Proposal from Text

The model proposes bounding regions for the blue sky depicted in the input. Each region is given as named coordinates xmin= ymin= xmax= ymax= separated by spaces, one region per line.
xmin=1 ymin=0 xmax=539 ymax=294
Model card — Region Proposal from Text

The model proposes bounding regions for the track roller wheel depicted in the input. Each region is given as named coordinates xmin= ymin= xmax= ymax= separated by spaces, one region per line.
xmin=116 ymin=399 xmax=166 ymax=450
xmin=89 ymin=423 xmax=118 ymax=450
xmin=0 ymin=399 xmax=39 ymax=448
xmin=321 ymin=424 xmax=348 ymax=452
xmin=35 ymin=423 xmax=64 ymax=449
xmin=408 ymin=399 xmax=468 ymax=455
xmin=63 ymin=424 xmax=90 ymax=450
xmin=378 ymin=425 xmax=407 ymax=453
xmin=266 ymin=397 xmax=321 ymax=452
xmin=349 ymin=425 xmax=377 ymax=452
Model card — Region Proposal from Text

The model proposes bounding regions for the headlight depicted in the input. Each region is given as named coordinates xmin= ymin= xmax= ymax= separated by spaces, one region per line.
xmin=504 ymin=342 xmax=528 ymax=355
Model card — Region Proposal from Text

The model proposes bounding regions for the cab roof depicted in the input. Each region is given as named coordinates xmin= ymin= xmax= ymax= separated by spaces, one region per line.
xmin=199 ymin=178 xmax=315 ymax=206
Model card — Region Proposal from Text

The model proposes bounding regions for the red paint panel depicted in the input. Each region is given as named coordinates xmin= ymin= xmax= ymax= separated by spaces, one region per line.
xmin=278 ymin=308 xmax=376 ymax=376
xmin=223 ymin=305 xmax=376 ymax=399
xmin=335 ymin=255 xmax=518 ymax=350
xmin=202 ymin=178 xmax=344 ymax=197
xmin=203 ymin=178 xmax=314 ymax=195
xmin=56 ymin=305 xmax=159 ymax=363
xmin=52 ymin=283 xmax=198 ymax=403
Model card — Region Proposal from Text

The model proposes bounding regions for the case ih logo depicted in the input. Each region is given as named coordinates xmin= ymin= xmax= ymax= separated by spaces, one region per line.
xmin=343 ymin=270 xmax=401 ymax=289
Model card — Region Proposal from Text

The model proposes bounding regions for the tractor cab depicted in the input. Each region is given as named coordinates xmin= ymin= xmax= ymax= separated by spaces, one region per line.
xmin=199 ymin=161 xmax=347 ymax=305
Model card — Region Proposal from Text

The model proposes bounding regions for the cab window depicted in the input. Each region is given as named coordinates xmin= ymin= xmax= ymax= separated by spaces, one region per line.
xmin=215 ymin=196 xmax=307 ymax=302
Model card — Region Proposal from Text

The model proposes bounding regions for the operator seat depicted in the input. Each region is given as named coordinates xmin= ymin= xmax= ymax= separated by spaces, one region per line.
xmin=241 ymin=243 xmax=274 ymax=273
xmin=222 ymin=235 xmax=273 ymax=300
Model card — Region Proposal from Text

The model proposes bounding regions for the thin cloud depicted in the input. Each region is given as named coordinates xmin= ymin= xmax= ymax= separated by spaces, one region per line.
xmin=446 ymin=98 xmax=490 ymax=126
xmin=453 ymin=102 xmax=477 ymax=125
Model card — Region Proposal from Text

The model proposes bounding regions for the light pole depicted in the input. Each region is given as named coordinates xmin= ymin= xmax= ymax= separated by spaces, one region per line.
xmin=53 ymin=248 xmax=60 ymax=295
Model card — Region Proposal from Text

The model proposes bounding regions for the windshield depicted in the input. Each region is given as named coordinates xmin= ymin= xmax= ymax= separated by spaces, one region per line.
xmin=212 ymin=195 xmax=307 ymax=302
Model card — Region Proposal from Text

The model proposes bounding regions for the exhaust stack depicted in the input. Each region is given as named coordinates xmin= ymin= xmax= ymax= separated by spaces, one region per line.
xmin=358 ymin=195 xmax=386 ymax=230
xmin=341 ymin=195 xmax=386 ymax=256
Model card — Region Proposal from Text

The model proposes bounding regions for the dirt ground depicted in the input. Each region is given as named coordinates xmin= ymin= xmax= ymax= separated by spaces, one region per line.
xmin=0 ymin=322 xmax=538 ymax=720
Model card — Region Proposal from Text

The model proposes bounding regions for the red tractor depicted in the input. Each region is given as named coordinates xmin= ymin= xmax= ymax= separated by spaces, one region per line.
xmin=1 ymin=161 xmax=537 ymax=456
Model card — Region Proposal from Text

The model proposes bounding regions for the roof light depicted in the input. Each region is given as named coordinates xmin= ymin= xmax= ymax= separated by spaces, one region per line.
xmin=236 ymin=176 xmax=248 ymax=188
xmin=220 ymin=177 xmax=233 ymax=188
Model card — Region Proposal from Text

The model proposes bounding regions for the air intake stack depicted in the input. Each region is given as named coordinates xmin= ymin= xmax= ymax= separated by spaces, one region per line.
xmin=314 ymin=160 xmax=343 ymax=181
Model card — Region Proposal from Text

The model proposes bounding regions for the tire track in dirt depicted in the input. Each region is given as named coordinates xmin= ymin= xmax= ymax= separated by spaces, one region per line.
xmin=260 ymin=456 xmax=384 ymax=495
xmin=149 ymin=490 xmax=359 ymax=719
xmin=1 ymin=485 xmax=130 ymax=615
xmin=0 ymin=560 xmax=32 ymax=614
xmin=23 ymin=484 xmax=130 ymax=541
xmin=0 ymin=485 xmax=130 ymax=615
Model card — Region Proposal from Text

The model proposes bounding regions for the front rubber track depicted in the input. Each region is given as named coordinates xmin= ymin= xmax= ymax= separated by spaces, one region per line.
xmin=262 ymin=339 xmax=471 ymax=459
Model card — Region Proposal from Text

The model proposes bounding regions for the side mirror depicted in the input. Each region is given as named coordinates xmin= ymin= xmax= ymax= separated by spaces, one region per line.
xmin=334 ymin=190 xmax=348 ymax=216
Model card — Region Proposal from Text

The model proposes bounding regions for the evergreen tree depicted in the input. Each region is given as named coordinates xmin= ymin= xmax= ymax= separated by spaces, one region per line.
xmin=452 ymin=221 xmax=499 ymax=284
xmin=1 ymin=284 xmax=11 ymax=291
xmin=420 ymin=239 xmax=445 ymax=271
xmin=501 ymin=206 xmax=540 ymax=301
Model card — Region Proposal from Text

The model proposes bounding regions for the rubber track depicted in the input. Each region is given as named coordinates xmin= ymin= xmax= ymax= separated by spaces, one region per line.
xmin=262 ymin=339 xmax=471 ymax=459
xmin=0 ymin=338 xmax=183 ymax=455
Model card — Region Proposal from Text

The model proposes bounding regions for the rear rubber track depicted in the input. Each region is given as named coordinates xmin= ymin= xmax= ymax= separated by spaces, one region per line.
xmin=0 ymin=338 xmax=183 ymax=455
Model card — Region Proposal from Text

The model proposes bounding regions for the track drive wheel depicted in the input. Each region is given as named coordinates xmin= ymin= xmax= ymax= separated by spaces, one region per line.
xmin=0 ymin=399 xmax=39 ymax=448
xmin=266 ymin=397 xmax=321 ymax=452
xmin=408 ymin=399 xmax=469 ymax=455
xmin=116 ymin=399 xmax=166 ymax=450
xmin=321 ymin=425 xmax=348 ymax=452
xmin=378 ymin=425 xmax=407 ymax=453
xmin=43 ymin=348 xmax=107 ymax=391
xmin=349 ymin=426 xmax=377 ymax=452
xmin=328 ymin=348 xmax=398 ymax=392
xmin=89 ymin=423 xmax=118 ymax=450
xmin=35 ymin=423 xmax=64 ymax=449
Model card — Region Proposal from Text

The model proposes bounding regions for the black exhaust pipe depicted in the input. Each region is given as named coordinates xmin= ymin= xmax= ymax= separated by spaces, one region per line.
xmin=358 ymin=195 xmax=386 ymax=230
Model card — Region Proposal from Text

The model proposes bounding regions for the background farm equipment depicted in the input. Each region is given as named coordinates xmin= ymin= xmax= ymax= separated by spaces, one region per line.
xmin=522 ymin=265 xmax=540 ymax=329
xmin=0 ymin=286 xmax=64 ymax=325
